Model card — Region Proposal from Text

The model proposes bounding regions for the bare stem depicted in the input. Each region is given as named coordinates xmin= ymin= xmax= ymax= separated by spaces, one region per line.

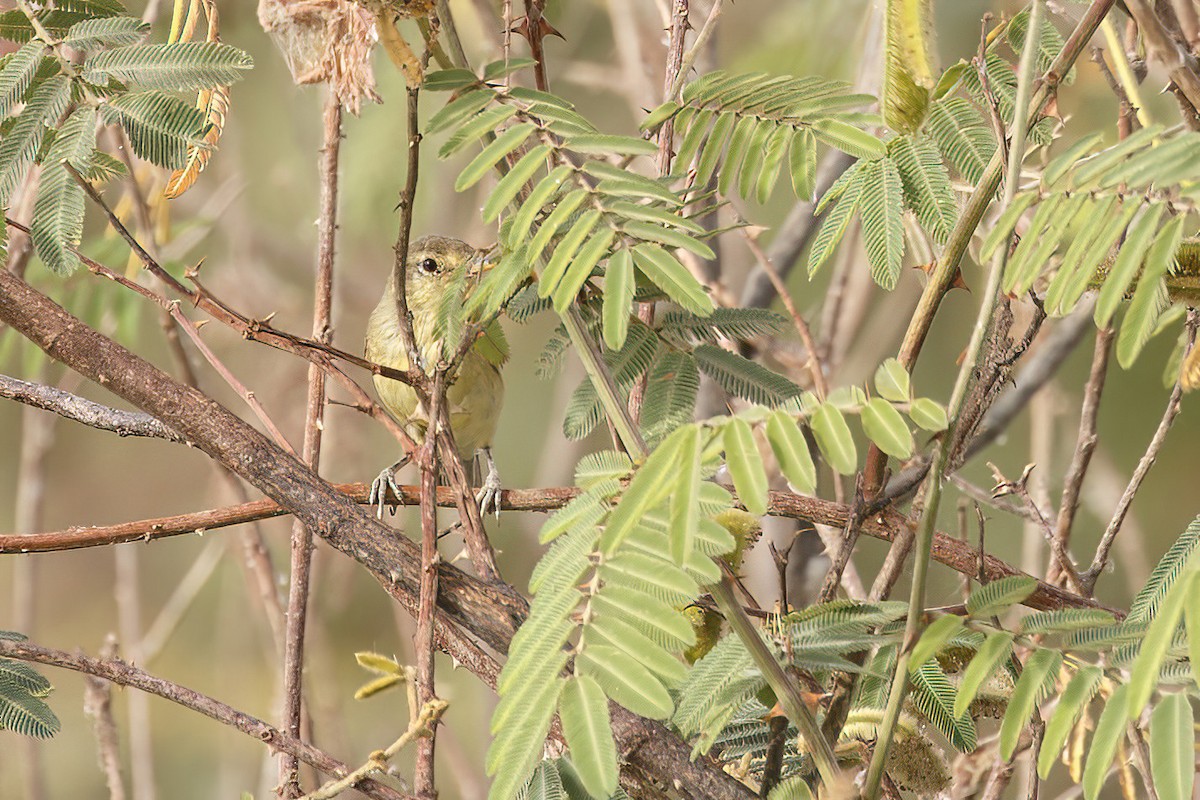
xmin=279 ymin=89 xmax=343 ymax=799
xmin=414 ymin=373 xmax=443 ymax=798
xmin=1050 ymin=327 xmax=1112 ymax=585
xmin=0 ymin=639 xmax=409 ymax=800
xmin=1083 ymin=312 xmax=1197 ymax=592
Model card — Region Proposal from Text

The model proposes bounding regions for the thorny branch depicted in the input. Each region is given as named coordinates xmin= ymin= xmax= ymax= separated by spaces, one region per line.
xmin=1083 ymin=311 xmax=1198 ymax=593
xmin=0 ymin=639 xmax=410 ymax=800
xmin=279 ymin=89 xmax=344 ymax=799
xmin=0 ymin=477 xmax=1116 ymax=615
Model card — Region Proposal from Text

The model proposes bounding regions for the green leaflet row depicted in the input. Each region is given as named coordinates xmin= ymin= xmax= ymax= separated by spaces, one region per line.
xmin=0 ymin=3 xmax=251 ymax=275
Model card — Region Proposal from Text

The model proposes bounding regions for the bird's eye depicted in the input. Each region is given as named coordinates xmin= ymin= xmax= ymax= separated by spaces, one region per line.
xmin=419 ymin=257 xmax=439 ymax=274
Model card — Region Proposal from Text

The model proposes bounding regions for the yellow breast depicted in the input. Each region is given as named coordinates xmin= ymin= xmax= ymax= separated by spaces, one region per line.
xmin=365 ymin=287 xmax=504 ymax=458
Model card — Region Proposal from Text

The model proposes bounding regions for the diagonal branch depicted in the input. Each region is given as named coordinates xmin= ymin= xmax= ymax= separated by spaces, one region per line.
xmin=0 ymin=639 xmax=411 ymax=800
xmin=0 ymin=373 xmax=182 ymax=442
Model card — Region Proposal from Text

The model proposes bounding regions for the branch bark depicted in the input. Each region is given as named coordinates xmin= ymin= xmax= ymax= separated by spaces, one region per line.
xmin=0 ymin=639 xmax=410 ymax=800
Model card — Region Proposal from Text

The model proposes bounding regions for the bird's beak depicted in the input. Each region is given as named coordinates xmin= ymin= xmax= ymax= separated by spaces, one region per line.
xmin=467 ymin=248 xmax=498 ymax=279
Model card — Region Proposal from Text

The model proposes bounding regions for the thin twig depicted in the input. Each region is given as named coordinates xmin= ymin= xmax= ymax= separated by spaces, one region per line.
xmin=668 ymin=0 xmax=723 ymax=100
xmin=1091 ymin=46 xmax=1140 ymax=137
xmin=299 ymin=699 xmax=446 ymax=800
xmin=280 ymin=89 xmax=343 ymax=799
xmin=630 ymin=0 xmax=688 ymax=426
xmin=739 ymin=226 xmax=827 ymax=398
xmin=1083 ymin=312 xmax=1197 ymax=592
xmin=1050 ymin=327 xmax=1112 ymax=585
xmin=0 ymin=639 xmax=410 ymax=800
xmin=65 ymin=172 xmax=300 ymax=455
xmin=948 ymin=471 xmax=1039 ymax=522
xmin=522 ymin=0 xmax=551 ymax=92
xmin=83 ymin=637 xmax=127 ymax=800
xmin=987 ymin=463 xmax=1084 ymax=593
xmin=414 ymin=371 xmax=443 ymax=798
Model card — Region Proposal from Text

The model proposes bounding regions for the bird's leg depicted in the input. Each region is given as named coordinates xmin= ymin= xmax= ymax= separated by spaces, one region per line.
xmin=369 ymin=455 xmax=412 ymax=519
xmin=474 ymin=446 xmax=503 ymax=518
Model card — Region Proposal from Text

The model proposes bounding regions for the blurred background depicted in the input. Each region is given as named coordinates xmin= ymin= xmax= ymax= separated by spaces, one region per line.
xmin=0 ymin=0 xmax=1196 ymax=797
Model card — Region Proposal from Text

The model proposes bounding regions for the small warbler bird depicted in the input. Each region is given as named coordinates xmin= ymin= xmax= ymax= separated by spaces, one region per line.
xmin=365 ymin=235 xmax=507 ymax=517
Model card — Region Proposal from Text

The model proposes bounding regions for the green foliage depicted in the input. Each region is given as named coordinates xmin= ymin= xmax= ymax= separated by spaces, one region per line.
xmin=100 ymin=91 xmax=208 ymax=169
xmin=1149 ymin=693 xmax=1194 ymax=800
xmin=426 ymin=65 xmax=720 ymax=332
xmin=63 ymin=16 xmax=149 ymax=51
xmin=965 ymin=575 xmax=1037 ymax=618
xmin=31 ymin=106 xmax=95 ymax=274
xmin=0 ymin=2 xmax=251 ymax=276
xmin=694 ymin=344 xmax=801 ymax=405
xmin=646 ymin=70 xmax=881 ymax=187
xmin=925 ymin=96 xmax=995 ymax=184
xmin=82 ymin=42 xmax=252 ymax=91
xmin=910 ymin=659 xmax=976 ymax=751
xmin=974 ymin=124 xmax=1200 ymax=369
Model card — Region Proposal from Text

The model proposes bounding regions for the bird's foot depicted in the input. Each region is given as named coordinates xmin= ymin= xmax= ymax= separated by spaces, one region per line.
xmin=369 ymin=457 xmax=410 ymax=519
xmin=474 ymin=447 xmax=503 ymax=518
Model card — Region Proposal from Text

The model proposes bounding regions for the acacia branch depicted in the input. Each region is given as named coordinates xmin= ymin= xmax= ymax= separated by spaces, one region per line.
xmin=0 ymin=478 xmax=1115 ymax=614
xmin=0 ymin=373 xmax=183 ymax=442
xmin=1050 ymin=327 xmax=1112 ymax=585
xmin=280 ymin=89 xmax=344 ymax=799
xmin=0 ymin=639 xmax=411 ymax=800
xmin=1083 ymin=311 xmax=1197 ymax=593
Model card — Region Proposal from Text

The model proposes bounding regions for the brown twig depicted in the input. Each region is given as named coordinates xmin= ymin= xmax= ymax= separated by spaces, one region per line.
xmin=106 ymin=125 xmax=200 ymax=389
xmin=628 ymin=0 xmax=688 ymax=427
xmin=279 ymin=90 xmax=344 ymax=799
xmin=74 ymin=170 xmax=301 ymax=456
xmin=83 ymin=636 xmax=128 ymax=800
xmin=1049 ymin=327 xmax=1112 ymax=586
xmin=1083 ymin=311 xmax=1197 ymax=592
xmin=0 ymin=479 xmax=1117 ymax=615
xmin=987 ymin=463 xmax=1084 ymax=594
xmin=414 ymin=370 xmax=442 ymax=798
xmin=521 ymin=0 xmax=552 ymax=92
xmin=1092 ymin=47 xmax=1140 ymax=137
xmin=0 ymin=639 xmax=410 ymax=800
xmin=1124 ymin=0 xmax=1200 ymax=114
xmin=739 ymin=226 xmax=828 ymax=398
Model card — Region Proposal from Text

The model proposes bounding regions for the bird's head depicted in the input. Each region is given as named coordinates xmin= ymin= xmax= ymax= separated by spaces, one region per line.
xmin=404 ymin=235 xmax=489 ymax=316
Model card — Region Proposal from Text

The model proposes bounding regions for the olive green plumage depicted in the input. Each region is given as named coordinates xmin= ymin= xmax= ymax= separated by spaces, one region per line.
xmin=365 ymin=235 xmax=506 ymax=460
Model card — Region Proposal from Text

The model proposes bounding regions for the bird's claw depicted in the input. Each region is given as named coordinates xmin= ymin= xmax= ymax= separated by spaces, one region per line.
xmin=475 ymin=478 xmax=502 ymax=519
xmin=475 ymin=447 xmax=503 ymax=518
xmin=369 ymin=459 xmax=407 ymax=519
